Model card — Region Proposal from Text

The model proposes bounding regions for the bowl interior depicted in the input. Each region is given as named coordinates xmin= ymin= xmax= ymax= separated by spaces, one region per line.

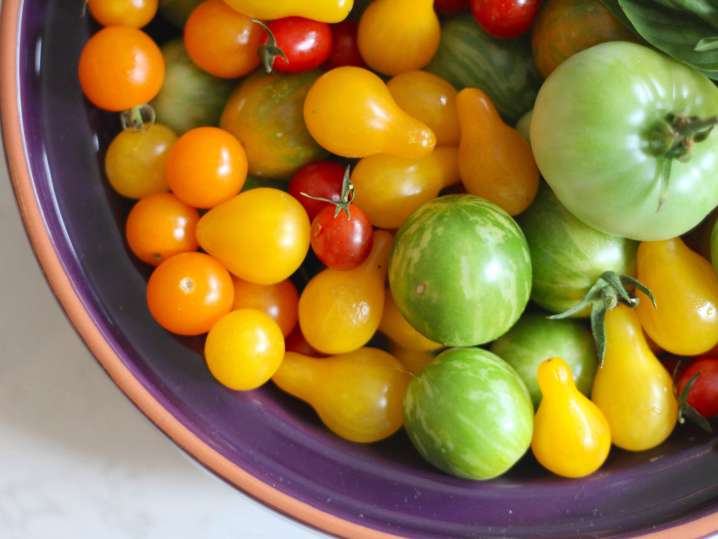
xmin=11 ymin=2 xmax=718 ymax=537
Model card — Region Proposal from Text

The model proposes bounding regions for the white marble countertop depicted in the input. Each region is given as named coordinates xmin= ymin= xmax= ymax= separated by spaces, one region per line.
xmin=0 ymin=136 xmax=325 ymax=537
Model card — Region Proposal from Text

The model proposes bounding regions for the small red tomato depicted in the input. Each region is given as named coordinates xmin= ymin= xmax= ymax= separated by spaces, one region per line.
xmin=311 ymin=205 xmax=373 ymax=271
xmin=435 ymin=0 xmax=470 ymax=14
xmin=258 ymin=17 xmax=333 ymax=74
xmin=286 ymin=327 xmax=324 ymax=357
xmin=471 ymin=0 xmax=542 ymax=39
xmin=289 ymin=161 xmax=346 ymax=220
xmin=677 ymin=358 xmax=718 ymax=418
xmin=326 ymin=20 xmax=364 ymax=69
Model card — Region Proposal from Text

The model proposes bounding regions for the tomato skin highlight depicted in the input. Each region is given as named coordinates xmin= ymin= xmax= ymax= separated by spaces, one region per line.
xmin=289 ymin=161 xmax=345 ymax=220
xmin=263 ymin=17 xmax=334 ymax=73
xmin=311 ymin=205 xmax=374 ymax=271
xmin=471 ymin=0 xmax=542 ymax=39
xmin=677 ymin=358 xmax=718 ymax=418
xmin=79 ymin=27 xmax=165 ymax=112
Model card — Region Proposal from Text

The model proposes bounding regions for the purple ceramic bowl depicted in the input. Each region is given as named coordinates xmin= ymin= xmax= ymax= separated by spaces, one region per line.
xmin=2 ymin=1 xmax=718 ymax=537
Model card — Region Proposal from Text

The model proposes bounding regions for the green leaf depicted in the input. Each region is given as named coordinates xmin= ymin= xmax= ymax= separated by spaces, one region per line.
xmin=618 ymin=0 xmax=718 ymax=72
xmin=678 ymin=373 xmax=713 ymax=433
xmin=653 ymin=0 xmax=718 ymax=30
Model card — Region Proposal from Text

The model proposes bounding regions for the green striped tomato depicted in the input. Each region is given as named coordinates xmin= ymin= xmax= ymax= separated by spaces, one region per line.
xmin=404 ymin=348 xmax=533 ymax=480
xmin=518 ymin=186 xmax=637 ymax=314
xmin=389 ymin=195 xmax=532 ymax=347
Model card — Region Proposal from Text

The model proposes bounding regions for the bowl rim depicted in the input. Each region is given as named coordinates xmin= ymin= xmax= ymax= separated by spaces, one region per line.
xmin=1 ymin=1 xmax=717 ymax=537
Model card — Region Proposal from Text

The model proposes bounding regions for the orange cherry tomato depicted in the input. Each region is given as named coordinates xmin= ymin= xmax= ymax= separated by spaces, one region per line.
xmin=87 ymin=0 xmax=158 ymax=28
xmin=184 ymin=0 xmax=265 ymax=79
xmin=165 ymin=127 xmax=248 ymax=209
xmin=78 ymin=27 xmax=164 ymax=112
xmin=232 ymin=278 xmax=299 ymax=337
xmin=147 ymin=252 xmax=234 ymax=336
xmin=126 ymin=193 xmax=200 ymax=266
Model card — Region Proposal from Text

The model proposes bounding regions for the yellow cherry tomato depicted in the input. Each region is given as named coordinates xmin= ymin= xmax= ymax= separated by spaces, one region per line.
xmin=88 ymin=0 xmax=158 ymax=28
xmin=380 ymin=291 xmax=442 ymax=352
xmin=273 ymin=348 xmax=411 ymax=443
xmin=387 ymin=71 xmax=460 ymax=147
xmin=390 ymin=345 xmax=436 ymax=375
xmin=592 ymin=305 xmax=678 ymax=452
xmin=299 ymin=231 xmax=393 ymax=355
xmin=232 ymin=278 xmax=299 ymax=337
xmin=532 ymin=358 xmax=611 ymax=478
xmin=352 ymin=147 xmax=460 ymax=230
xmin=358 ymin=0 xmax=440 ymax=76
xmin=197 ymin=188 xmax=311 ymax=285
xmin=457 ymin=88 xmax=539 ymax=216
xmin=304 ymin=67 xmax=436 ymax=159
xmin=205 ymin=309 xmax=285 ymax=391
xmin=223 ymin=0 xmax=353 ymax=23
xmin=105 ymin=124 xmax=177 ymax=199
xmin=636 ymin=238 xmax=718 ymax=356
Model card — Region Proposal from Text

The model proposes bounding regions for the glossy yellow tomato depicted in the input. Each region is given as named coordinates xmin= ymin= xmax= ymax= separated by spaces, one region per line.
xmin=232 ymin=278 xmax=299 ymax=337
xmin=299 ymin=231 xmax=393 ymax=355
xmin=532 ymin=358 xmax=611 ymax=478
xmin=457 ymin=88 xmax=539 ymax=216
xmin=223 ymin=0 xmax=353 ymax=23
xmin=165 ymin=127 xmax=247 ymax=209
xmin=88 ymin=0 xmax=158 ymax=28
xmin=197 ymin=188 xmax=311 ymax=285
xmin=358 ymin=0 xmax=440 ymax=76
xmin=592 ymin=305 xmax=678 ymax=452
xmin=387 ymin=71 xmax=460 ymax=147
xmin=146 ymin=252 xmax=234 ymax=336
xmin=273 ymin=348 xmax=411 ymax=443
xmin=636 ymin=238 xmax=718 ymax=356
xmin=390 ymin=345 xmax=436 ymax=375
xmin=126 ymin=193 xmax=199 ymax=266
xmin=380 ymin=291 xmax=442 ymax=351
xmin=304 ymin=67 xmax=436 ymax=159
xmin=352 ymin=147 xmax=460 ymax=229
xmin=105 ymin=124 xmax=176 ymax=199
xmin=205 ymin=309 xmax=285 ymax=391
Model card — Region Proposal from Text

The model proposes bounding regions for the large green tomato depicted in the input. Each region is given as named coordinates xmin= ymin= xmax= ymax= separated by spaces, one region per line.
xmin=490 ymin=312 xmax=597 ymax=407
xmin=389 ymin=195 xmax=532 ymax=347
xmin=518 ymin=185 xmax=637 ymax=314
xmin=404 ymin=348 xmax=533 ymax=480
xmin=532 ymin=42 xmax=718 ymax=241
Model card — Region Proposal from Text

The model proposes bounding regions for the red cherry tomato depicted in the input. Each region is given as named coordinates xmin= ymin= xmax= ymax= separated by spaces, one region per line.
xmin=286 ymin=326 xmax=324 ymax=357
xmin=677 ymin=358 xmax=718 ymax=418
xmin=470 ymin=0 xmax=542 ymax=39
xmin=289 ymin=161 xmax=346 ymax=220
xmin=435 ymin=0 xmax=470 ymax=14
xmin=326 ymin=20 xmax=364 ymax=69
xmin=311 ymin=204 xmax=373 ymax=271
xmin=258 ymin=17 xmax=333 ymax=73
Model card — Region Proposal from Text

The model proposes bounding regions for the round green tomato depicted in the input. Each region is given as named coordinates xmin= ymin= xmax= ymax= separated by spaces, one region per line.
xmin=518 ymin=185 xmax=637 ymax=314
xmin=389 ymin=195 xmax=532 ymax=347
xmin=151 ymin=40 xmax=234 ymax=135
xmin=159 ymin=0 xmax=201 ymax=27
xmin=532 ymin=42 xmax=718 ymax=241
xmin=490 ymin=312 xmax=597 ymax=408
xmin=404 ymin=348 xmax=533 ymax=480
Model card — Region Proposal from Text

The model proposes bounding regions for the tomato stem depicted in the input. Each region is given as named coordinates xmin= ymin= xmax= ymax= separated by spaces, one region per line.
xmin=120 ymin=104 xmax=156 ymax=131
xmin=252 ymin=19 xmax=289 ymax=74
xmin=300 ymin=165 xmax=356 ymax=219
xmin=549 ymin=271 xmax=655 ymax=365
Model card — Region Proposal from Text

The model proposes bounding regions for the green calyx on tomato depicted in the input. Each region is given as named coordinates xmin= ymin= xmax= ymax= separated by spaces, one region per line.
xmin=300 ymin=165 xmax=355 ymax=219
xmin=252 ymin=19 xmax=289 ymax=74
xmin=120 ymin=103 xmax=157 ymax=130
xmin=677 ymin=372 xmax=713 ymax=433
xmin=550 ymin=271 xmax=655 ymax=364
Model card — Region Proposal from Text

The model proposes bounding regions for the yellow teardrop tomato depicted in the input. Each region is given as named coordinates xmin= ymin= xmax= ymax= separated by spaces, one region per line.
xmin=273 ymin=348 xmax=411 ymax=443
xmin=387 ymin=71 xmax=460 ymax=147
xmin=223 ymin=0 xmax=353 ymax=23
xmin=380 ymin=290 xmax=442 ymax=351
xmin=532 ymin=358 xmax=611 ymax=478
xmin=351 ymin=148 xmax=460 ymax=230
xmin=457 ymin=88 xmax=539 ymax=216
xmin=358 ymin=0 xmax=440 ymax=76
xmin=592 ymin=305 xmax=678 ymax=452
xmin=196 ymin=188 xmax=311 ymax=285
xmin=636 ymin=238 xmax=718 ymax=356
xmin=304 ymin=67 xmax=437 ymax=159
xmin=299 ymin=231 xmax=393 ymax=355
xmin=205 ymin=309 xmax=285 ymax=391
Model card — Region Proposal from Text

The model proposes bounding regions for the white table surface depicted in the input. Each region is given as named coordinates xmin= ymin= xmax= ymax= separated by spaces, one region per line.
xmin=0 ymin=135 xmax=326 ymax=538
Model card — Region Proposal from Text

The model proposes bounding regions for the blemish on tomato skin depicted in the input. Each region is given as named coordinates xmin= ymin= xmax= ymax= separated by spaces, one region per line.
xmin=416 ymin=283 xmax=427 ymax=295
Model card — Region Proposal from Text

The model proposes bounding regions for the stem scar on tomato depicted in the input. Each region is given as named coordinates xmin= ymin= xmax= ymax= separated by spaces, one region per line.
xmin=120 ymin=103 xmax=157 ymax=130
xmin=549 ymin=271 xmax=655 ymax=365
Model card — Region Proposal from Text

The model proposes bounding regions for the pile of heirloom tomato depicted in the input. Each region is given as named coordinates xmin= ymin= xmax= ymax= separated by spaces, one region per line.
xmin=78 ymin=0 xmax=718 ymax=480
